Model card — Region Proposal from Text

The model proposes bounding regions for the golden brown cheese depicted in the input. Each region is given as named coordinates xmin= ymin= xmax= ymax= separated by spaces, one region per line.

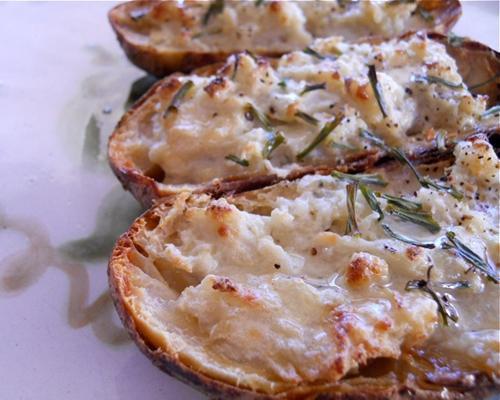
xmin=121 ymin=137 xmax=499 ymax=393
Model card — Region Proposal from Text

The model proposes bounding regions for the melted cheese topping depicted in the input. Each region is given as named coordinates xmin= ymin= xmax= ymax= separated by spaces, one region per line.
xmin=123 ymin=137 xmax=499 ymax=393
xmin=126 ymin=1 xmax=431 ymax=51
xmin=123 ymin=34 xmax=492 ymax=186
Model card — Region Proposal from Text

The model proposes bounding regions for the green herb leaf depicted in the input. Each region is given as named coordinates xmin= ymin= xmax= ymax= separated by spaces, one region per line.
xmin=436 ymin=281 xmax=471 ymax=289
xmin=468 ymin=73 xmax=500 ymax=90
xmin=203 ymin=0 xmax=224 ymax=25
xmin=435 ymin=130 xmax=447 ymax=151
xmin=413 ymin=74 xmax=463 ymax=90
xmin=387 ymin=0 xmax=415 ymax=5
xmin=380 ymin=193 xmax=422 ymax=212
xmin=303 ymin=46 xmax=326 ymax=60
xmin=231 ymin=53 xmax=240 ymax=80
xmin=481 ymin=105 xmax=500 ymax=119
xmin=331 ymin=141 xmax=358 ymax=151
xmin=345 ymin=182 xmax=360 ymax=236
xmin=297 ymin=113 xmax=343 ymax=160
xmin=300 ymin=82 xmax=326 ymax=96
xmin=255 ymin=0 xmax=265 ymax=6
xmin=262 ymin=131 xmax=285 ymax=159
xmin=163 ymin=80 xmax=194 ymax=118
xmin=295 ymin=110 xmax=319 ymax=126
xmin=368 ymin=65 xmax=388 ymax=118
xmin=442 ymin=231 xmax=499 ymax=283
xmin=447 ymin=32 xmax=465 ymax=47
xmin=278 ymin=80 xmax=287 ymax=89
xmin=381 ymin=224 xmax=436 ymax=248
xmin=225 ymin=154 xmax=249 ymax=167
xmin=332 ymin=171 xmax=388 ymax=187
xmin=420 ymin=178 xmax=463 ymax=200
xmin=360 ymin=183 xmax=384 ymax=221
xmin=386 ymin=205 xmax=441 ymax=233
xmin=244 ymin=103 xmax=272 ymax=130
xmin=406 ymin=279 xmax=458 ymax=325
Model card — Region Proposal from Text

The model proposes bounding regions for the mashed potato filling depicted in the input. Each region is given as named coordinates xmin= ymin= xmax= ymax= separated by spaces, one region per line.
xmin=123 ymin=138 xmax=499 ymax=392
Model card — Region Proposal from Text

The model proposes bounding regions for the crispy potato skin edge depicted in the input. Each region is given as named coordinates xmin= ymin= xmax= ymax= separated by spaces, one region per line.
xmin=108 ymin=202 xmax=499 ymax=399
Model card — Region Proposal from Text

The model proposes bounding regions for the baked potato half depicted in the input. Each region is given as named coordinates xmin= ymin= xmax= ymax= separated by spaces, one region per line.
xmin=108 ymin=0 xmax=462 ymax=77
xmin=108 ymin=32 xmax=500 ymax=207
xmin=109 ymin=134 xmax=499 ymax=399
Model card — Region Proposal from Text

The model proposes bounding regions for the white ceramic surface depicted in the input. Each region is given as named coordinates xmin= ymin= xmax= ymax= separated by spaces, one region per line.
xmin=0 ymin=2 xmax=497 ymax=399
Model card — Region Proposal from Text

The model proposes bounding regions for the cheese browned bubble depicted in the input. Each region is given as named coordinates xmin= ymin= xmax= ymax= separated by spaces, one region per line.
xmin=122 ymin=137 xmax=499 ymax=393
xmin=123 ymin=34 xmax=492 ymax=186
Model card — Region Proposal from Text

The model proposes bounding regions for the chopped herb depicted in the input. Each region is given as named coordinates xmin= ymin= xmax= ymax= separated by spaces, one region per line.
xmin=442 ymin=232 xmax=499 ymax=283
xmin=192 ymin=27 xmax=223 ymax=39
xmin=447 ymin=32 xmax=465 ymax=47
xmin=436 ymin=281 xmax=471 ymax=290
xmin=295 ymin=110 xmax=319 ymax=126
xmin=303 ymin=47 xmax=327 ymax=60
xmin=481 ymin=105 xmax=500 ymax=119
xmin=360 ymin=183 xmax=384 ymax=221
xmin=413 ymin=74 xmax=464 ymax=90
xmin=416 ymin=5 xmax=434 ymax=22
xmin=296 ymin=113 xmax=343 ymax=160
xmin=244 ymin=103 xmax=272 ymax=130
xmin=345 ymin=183 xmax=360 ymax=236
xmin=203 ymin=0 xmax=224 ymax=25
xmin=225 ymin=154 xmax=249 ymax=167
xmin=129 ymin=8 xmax=148 ymax=21
xmin=231 ymin=53 xmax=240 ymax=80
xmin=387 ymin=0 xmax=415 ymax=4
xmin=380 ymin=193 xmax=422 ymax=212
xmin=262 ymin=131 xmax=285 ymax=159
xmin=300 ymin=82 xmax=326 ymax=96
xmin=368 ymin=64 xmax=388 ymax=118
xmin=255 ymin=0 xmax=265 ymax=5
xmin=331 ymin=141 xmax=358 ymax=151
xmin=381 ymin=224 xmax=436 ymax=248
xmin=468 ymin=73 xmax=500 ymax=90
xmin=332 ymin=171 xmax=388 ymax=187
xmin=435 ymin=130 xmax=447 ymax=151
xmin=386 ymin=205 xmax=441 ymax=233
xmin=278 ymin=80 xmax=287 ymax=89
xmin=406 ymin=268 xmax=458 ymax=326
xmin=360 ymin=129 xmax=463 ymax=199
xmin=163 ymin=80 xmax=194 ymax=117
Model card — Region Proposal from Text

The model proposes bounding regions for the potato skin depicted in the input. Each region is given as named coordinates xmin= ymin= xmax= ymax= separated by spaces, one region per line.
xmin=108 ymin=0 xmax=462 ymax=77
xmin=108 ymin=199 xmax=500 ymax=400
xmin=108 ymin=32 xmax=499 ymax=208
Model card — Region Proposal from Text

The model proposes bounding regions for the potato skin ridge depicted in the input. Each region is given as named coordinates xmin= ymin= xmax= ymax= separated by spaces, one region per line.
xmin=108 ymin=0 xmax=462 ymax=77
xmin=108 ymin=197 xmax=500 ymax=400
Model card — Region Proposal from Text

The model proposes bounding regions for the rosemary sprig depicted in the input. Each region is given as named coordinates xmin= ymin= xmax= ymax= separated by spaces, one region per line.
xmin=300 ymin=82 xmax=326 ymax=96
xmin=380 ymin=193 xmax=422 ymax=212
xmin=435 ymin=130 xmax=447 ymax=151
xmin=244 ymin=103 xmax=272 ymax=130
xmin=387 ymin=0 xmax=415 ymax=5
xmin=303 ymin=46 xmax=327 ymax=60
xmin=345 ymin=183 xmax=360 ymax=236
xmin=381 ymin=224 xmax=436 ymax=249
xmin=481 ymin=105 xmax=500 ymax=119
xmin=262 ymin=131 xmax=285 ymax=159
xmin=192 ymin=28 xmax=223 ymax=39
xmin=360 ymin=129 xmax=462 ymax=200
xmin=447 ymin=32 xmax=465 ymax=47
xmin=225 ymin=154 xmax=249 ymax=167
xmin=442 ymin=232 xmax=499 ymax=283
xmin=231 ymin=53 xmax=240 ymax=80
xmin=202 ymin=0 xmax=224 ymax=25
xmin=413 ymin=74 xmax=464 ymax=90
xmin=295 ymin=110 xmax=319 ymax=126
xmin=368 ymin=64 xmax=388 ymax=118
xmin=296 ymin=113 xmax=343 ymax=160
xmin=331 ymin=141 xmax=358 ymax=151
xmin=386 ymin=205 xmax=441 ymax=233
xmin=163 ymin=80 xmax=194 ymax=117
xmin=468 ymin=73 xmax=500 ymax=90
xmin=359 ymin=183 xmax=384 ymax=221
xmin=406 ymin=266 xmax=458 ymax=326
xmin=436 ymin=281 xmax=471 ymax=289
xmin=332 ymin=171 xmax=388 ymax=187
